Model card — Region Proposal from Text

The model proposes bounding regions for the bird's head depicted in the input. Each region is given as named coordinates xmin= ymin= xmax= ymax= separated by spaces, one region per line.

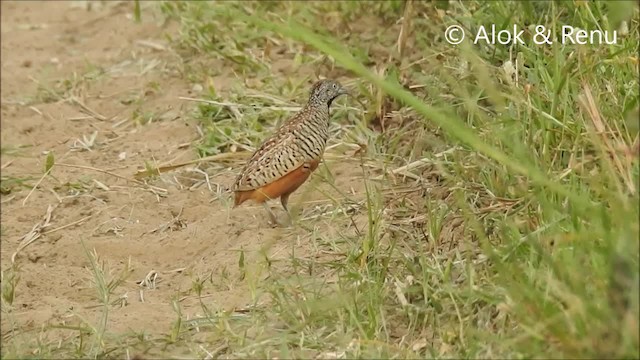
xmin=308 ymin=79 xmax=349 ymax=107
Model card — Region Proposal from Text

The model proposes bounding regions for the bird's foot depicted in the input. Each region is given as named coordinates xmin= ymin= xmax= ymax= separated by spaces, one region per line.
xmin=266 ymin=212 xmax=280 ymax=228
xmin=263 ymin=203 xmax=295 ymax=227
xmin=281 ymin=212 xmax=294 ymax=227
xmin=284 ymin=210 xmax=295 ymax=226
xmin=264 ymin=209 xmax=289 ymax=228
xmin=265 ymin=212 xmax=295 ymax=228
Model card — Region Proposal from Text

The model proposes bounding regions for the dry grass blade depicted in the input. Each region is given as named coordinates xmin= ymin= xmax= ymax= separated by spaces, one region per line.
xmin=135 ymin=40 xmax=167 ymax=51
xmin=133 ymin=152 xmax=249 ymax=178
xmin=69 ymin=96 xmax=107 ymax=121
xmin=138 ymin=270 xmax=159 ymax=289
xmin=1 ymin=160 xmax=14 ymax=169
xmin=11 ymin=204 xmax=56 ymax=263
xmin=579 ymin=82 xmax=635 ymax=194
xmin=179 ymin=96 xmax=302 ymax=113
xmin=71 ymin=131 xmax=99 ymax=152
xmin=372 ymin=147 xmax=457 ymax=181
xmin=42 ymin=214 xmax=93 ymax=235
xmin=397 ymin=0 xmax=413 ymax=59
xmin=140 ymin=268 xmax=184 ymax=303
xmin=1 ymin=195 xmax=16 ymax=204
xmin=55 ymin=162 xmax=167 ymax=193
xmin=394 ymin=277 xmax=410 ymax=307
xmin=22 ymin=154 xmax=54 ymax=206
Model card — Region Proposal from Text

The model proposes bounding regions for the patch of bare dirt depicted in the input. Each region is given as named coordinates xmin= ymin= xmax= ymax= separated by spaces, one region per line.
xmin=1 ymin=0 xmax=367 ymax=343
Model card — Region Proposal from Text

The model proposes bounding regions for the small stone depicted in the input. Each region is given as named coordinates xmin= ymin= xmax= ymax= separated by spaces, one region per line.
xmin=192 ymin=83 xmax=203 ymax=93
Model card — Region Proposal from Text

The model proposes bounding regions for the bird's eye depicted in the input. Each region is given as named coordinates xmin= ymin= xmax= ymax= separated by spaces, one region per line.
xmin=332 ymin=84 xmax=337 ymax=89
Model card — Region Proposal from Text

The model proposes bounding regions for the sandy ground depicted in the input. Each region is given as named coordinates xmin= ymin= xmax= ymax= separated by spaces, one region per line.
xmin=1 ymin=1 xmax=368 ymax=341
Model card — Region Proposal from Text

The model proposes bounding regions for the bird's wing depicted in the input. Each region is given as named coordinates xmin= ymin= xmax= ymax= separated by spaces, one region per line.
xmin=233 ymin=124 xmax=310 ymax=192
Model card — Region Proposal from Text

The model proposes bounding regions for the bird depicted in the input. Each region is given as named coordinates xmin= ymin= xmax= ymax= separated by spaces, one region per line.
xmin=232 ymin=79 xmax=349 ymax=225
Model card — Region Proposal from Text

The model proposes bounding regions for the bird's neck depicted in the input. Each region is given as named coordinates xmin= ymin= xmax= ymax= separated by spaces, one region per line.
xmin=304 ymin=101 xmax=330 ymax=114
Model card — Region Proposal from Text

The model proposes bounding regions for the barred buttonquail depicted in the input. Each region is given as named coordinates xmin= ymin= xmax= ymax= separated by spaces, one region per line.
xmin=233 ymin=79 xmax=349 ymax=225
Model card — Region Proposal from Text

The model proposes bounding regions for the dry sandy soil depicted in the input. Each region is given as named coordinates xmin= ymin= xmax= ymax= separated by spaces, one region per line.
xmin=1 ymin=1 xmax=367 ymax=344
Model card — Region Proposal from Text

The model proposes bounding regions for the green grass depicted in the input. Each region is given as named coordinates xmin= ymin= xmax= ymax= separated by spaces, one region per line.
xmin=3 ymin=0 xmax=638 ymax=358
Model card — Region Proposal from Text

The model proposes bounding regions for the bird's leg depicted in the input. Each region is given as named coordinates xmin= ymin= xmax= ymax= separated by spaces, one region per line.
xmin=280 ymin=193 xmax=293 ymax=225
xmin=262 ymin=202 xmax=278 ymax=225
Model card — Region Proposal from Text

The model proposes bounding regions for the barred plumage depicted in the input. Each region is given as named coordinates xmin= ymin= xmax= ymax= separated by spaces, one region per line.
xmin=233 ymin=79 xmax=349 ymax=225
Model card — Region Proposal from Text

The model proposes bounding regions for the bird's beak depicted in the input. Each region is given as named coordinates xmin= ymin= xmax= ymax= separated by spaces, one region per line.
xmin=339 ymin=87 xmax=350 ymax=96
